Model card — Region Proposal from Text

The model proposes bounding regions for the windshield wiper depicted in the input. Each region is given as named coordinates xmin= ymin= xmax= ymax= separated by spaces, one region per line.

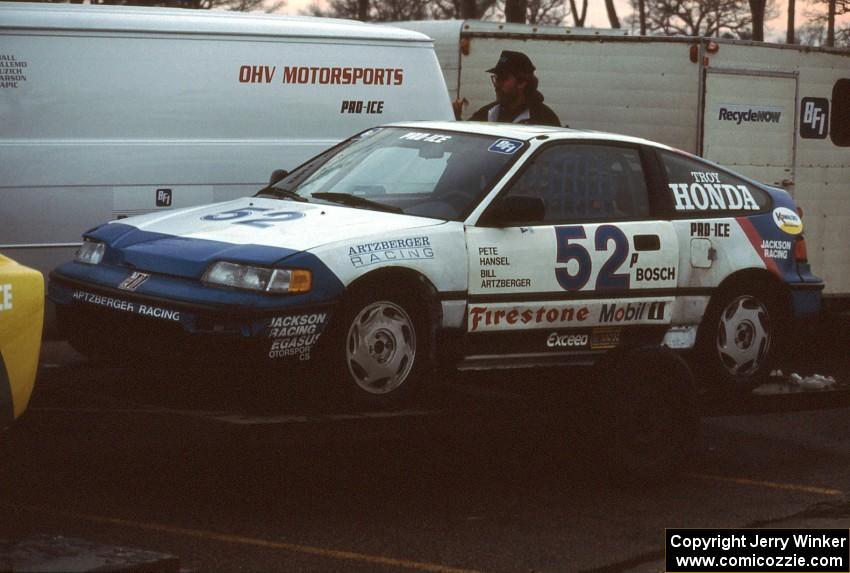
xmin=311 ymin=192 xmax=403 ymax=214
xmin=255 ymin=186 xmax=310 ymax=202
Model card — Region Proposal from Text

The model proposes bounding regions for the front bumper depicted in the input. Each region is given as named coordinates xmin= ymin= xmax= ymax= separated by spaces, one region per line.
xmin=49 ymin=270 xmax=338 ymax=364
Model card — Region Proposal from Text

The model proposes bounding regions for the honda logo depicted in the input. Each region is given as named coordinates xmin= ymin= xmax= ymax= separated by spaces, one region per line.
xmin=118 ymin=272 xmax=150 ymax=291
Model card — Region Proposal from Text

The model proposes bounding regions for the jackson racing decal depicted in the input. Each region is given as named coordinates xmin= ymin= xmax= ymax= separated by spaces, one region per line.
xmin=267 ymin=311 xmax=330 ymax=361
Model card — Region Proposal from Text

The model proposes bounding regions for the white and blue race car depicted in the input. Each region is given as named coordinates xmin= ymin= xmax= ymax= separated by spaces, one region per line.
xmin=49 ymin=122 xmax=822 ymax=404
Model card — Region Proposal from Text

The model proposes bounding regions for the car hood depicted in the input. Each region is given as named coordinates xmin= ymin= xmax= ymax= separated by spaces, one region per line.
xmin=87 ymin=197 xmax=446 ymax=278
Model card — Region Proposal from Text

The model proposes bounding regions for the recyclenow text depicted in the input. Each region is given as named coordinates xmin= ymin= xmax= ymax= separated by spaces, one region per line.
xmin=665 ymin=529 xmax=849 ymax=573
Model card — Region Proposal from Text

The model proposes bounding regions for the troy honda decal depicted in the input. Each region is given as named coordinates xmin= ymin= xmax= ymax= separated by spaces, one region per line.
xmin=118 ymin=271 xmax=150 ymax=292
xmin=669 ymin=180 xmax=760 ymax=212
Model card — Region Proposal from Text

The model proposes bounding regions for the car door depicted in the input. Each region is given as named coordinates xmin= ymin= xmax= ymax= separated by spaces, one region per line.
xmin=463 ymin=141 xmax=679 ymax=366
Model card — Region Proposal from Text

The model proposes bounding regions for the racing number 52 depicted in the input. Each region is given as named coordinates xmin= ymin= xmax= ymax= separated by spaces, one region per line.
xmin=555 ymin=225 xmax=630 ymax=291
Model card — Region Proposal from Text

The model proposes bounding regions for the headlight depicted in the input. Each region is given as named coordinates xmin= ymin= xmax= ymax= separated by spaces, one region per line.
xmin=74 ymin=240 xmax=105 ymax=265
xmin=202 ymin=261 xmax=312 ymax=294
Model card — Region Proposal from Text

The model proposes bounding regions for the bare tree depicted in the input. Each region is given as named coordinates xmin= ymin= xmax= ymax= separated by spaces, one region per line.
xmin=428 ymin=0 xmax=499 ymax=18
xmin=568 ymin=0 xmax=587 ymax=26
xmin=786 ymin=0 xmax=796 ymax=43
xmin=805 ymin=0 xmax=849 ymax=47
xmin=605 ymin=0 xmax=621 ymax=28
xmin=748 ymin=0 xmax=766 ymax=40
xmin=304 ymin=0 xmax=426 ymax=21
xmin=29 ymin=0 xmax=283 ymax=10
xmin=505 ymin=0 xmax=527 ymax=21
xmin=628 ymin=0 xmax=757 ymax=38
xmin=487 ymin=0 xmax=567 ymax=24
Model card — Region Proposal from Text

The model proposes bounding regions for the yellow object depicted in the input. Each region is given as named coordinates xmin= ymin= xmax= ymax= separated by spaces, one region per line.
xmin=0 ymin=254 xmax=44 ymax=427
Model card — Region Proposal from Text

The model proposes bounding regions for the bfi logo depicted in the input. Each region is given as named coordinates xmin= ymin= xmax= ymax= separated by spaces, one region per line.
xmin=156 ymin=188 xmax=172 ymax=208
xmin=800 ymin=98 xmax=829 ymax=139
xmin=488 ymin=139 xmax=522 ymax=155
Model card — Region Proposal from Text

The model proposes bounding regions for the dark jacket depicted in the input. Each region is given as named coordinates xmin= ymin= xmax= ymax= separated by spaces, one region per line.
xmin=467 ymin=91 xmax=561 ymax=127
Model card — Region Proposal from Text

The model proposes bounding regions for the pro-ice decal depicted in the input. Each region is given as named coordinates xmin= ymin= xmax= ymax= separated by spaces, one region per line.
xmin=348 ymin=236 xmax=434 ymax=268
xmin=801 ymin=98 xmax=829 ymax=139
xmin=201 ymin=207 xmax=306 ymax=228
xmin=773 ymin=207 xmax=803 ymax=235
xmin=488 ymin=139 xmax=522 ymax=155
xmin=399 ymin=132 xmax=451 ymax=144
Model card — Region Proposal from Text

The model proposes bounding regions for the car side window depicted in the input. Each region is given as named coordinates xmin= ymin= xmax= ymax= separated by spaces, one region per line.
xmin=660 ymin=150 xmax=771 ymax=216
xmin=503 ymin=144 xmax=650 ymax=223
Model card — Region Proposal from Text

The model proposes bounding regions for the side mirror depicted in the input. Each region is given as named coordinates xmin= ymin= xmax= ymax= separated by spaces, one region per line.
xmin=269 ymin=169 xmax=289 ymax=185
xmin=480 ymin=195 xmax=545 ymax=227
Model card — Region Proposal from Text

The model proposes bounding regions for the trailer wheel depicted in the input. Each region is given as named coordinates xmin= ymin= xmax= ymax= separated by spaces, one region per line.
xmin=587 ymin=346 xmax=699 ymax=482
xmin=695 ymin=282 xmax=785 ymax=391
xmin=331 ymin=287 xmax=431 ymax=407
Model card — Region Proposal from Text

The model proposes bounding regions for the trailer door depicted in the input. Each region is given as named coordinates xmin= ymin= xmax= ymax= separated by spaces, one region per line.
xmin=702 ymin=70 xmax=797 ymax=191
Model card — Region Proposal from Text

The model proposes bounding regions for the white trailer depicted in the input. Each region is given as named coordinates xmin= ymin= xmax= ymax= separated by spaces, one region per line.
xmin=0 ymin=3 xmax=453 ymax=277
xmin=398 ymin=20 xmax=850 ymax=309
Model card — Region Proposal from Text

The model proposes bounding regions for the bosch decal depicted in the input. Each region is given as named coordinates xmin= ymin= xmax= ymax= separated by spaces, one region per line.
xmin=348 ymin=236 xmax=433 ymax=268
xmin=773 ymin=207 xmax=803 ymax=235
xmin=635 ymin=266 xmax=676 ymax=282
xmin=0 ymin=284 xmax=11 ymax=311
xmin=800 ymin=98 xmax=829 ymax=139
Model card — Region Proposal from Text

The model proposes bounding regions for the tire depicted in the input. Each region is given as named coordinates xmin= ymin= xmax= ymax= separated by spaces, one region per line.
xmin=583 ymin=346 xmax=700 ymax=483
xmin=332 ymin=288 xmax=432 ymax=407
xmin=695 ymin=282 xmax=786 ymax=391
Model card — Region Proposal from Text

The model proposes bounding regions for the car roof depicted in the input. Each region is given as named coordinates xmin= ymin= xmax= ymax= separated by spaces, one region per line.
xmin=386 ymin=121 xmax=676 ymax=151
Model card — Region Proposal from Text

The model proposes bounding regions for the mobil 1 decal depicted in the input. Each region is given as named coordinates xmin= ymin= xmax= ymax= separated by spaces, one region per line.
xmin=669 ymin=171 xmax=759 ymax=212
xmin=554 ymin=225 xmax=676 ymax=291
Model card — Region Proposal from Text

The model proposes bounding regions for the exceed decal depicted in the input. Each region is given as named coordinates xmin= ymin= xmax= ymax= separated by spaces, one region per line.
xmin=546 ymin=332 xmax=589 ymax=348
xmin=71 ymin=291 xmax=180 ymax=322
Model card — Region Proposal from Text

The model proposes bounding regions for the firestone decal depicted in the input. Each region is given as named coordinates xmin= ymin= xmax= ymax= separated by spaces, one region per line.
xmin=773 ymin=207 xmax=803 ymax=235
xmin=468 ymin=300 xmax=669 ymax=332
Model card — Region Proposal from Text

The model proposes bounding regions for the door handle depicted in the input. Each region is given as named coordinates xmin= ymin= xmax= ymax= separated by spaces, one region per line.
xmin=634 ymin=234 xmax=661 ymax=251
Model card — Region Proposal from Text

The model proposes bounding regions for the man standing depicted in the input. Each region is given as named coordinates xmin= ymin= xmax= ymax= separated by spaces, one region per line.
xmin=453 ymin=50 xmax=561 ymax=127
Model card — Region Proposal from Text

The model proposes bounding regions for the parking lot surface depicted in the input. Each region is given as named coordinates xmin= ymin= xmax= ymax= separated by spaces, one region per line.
xmin=1 ymin=339 xmax=849 ymax=572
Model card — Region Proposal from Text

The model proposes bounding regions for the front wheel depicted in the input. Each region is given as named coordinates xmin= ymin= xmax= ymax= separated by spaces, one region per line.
xmin=334 ymin=291 xmax=431 ymax=407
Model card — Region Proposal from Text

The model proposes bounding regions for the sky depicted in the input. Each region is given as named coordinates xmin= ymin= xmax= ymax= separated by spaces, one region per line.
xmin=273 ymin=0 xmax=849 ymax=41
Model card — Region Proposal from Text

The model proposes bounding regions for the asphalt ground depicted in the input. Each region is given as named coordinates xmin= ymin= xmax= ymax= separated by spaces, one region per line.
xmin=1 ymin=333 xmax=849 ymax=572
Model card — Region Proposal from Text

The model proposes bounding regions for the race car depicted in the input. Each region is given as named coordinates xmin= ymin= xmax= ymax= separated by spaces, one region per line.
xmin=0 ymin=254 xmax=44 ymax=430
xmin=49 ymin=122 xmax=822 ymax=405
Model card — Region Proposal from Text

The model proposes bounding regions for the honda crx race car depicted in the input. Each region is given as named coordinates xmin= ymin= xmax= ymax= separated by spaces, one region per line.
xmin=49 ymin=122 xmax=822 ymax=405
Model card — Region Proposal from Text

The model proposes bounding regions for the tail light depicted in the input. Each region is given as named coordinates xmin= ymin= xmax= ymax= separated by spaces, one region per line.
xmin=794 ymin=206 xmax=808 ymax=263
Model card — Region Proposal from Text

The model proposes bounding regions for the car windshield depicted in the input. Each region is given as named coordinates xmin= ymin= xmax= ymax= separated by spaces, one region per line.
xmin=265 ymin=127 xmax=527 ymax=221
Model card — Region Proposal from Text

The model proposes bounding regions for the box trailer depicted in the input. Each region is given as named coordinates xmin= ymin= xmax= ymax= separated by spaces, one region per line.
xmin=0 ymin=3 xmax=453 ymax=277
xmin=398 ymin=20 xmax=850 ymax=309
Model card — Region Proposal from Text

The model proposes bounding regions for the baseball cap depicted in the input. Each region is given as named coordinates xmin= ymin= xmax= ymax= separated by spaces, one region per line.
xmin=486 ymin=50 xmax=536 ymax=75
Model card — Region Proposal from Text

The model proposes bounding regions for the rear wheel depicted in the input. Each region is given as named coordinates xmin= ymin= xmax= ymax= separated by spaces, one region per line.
xmin=695 ymin=282 xmax=786 ymax=391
